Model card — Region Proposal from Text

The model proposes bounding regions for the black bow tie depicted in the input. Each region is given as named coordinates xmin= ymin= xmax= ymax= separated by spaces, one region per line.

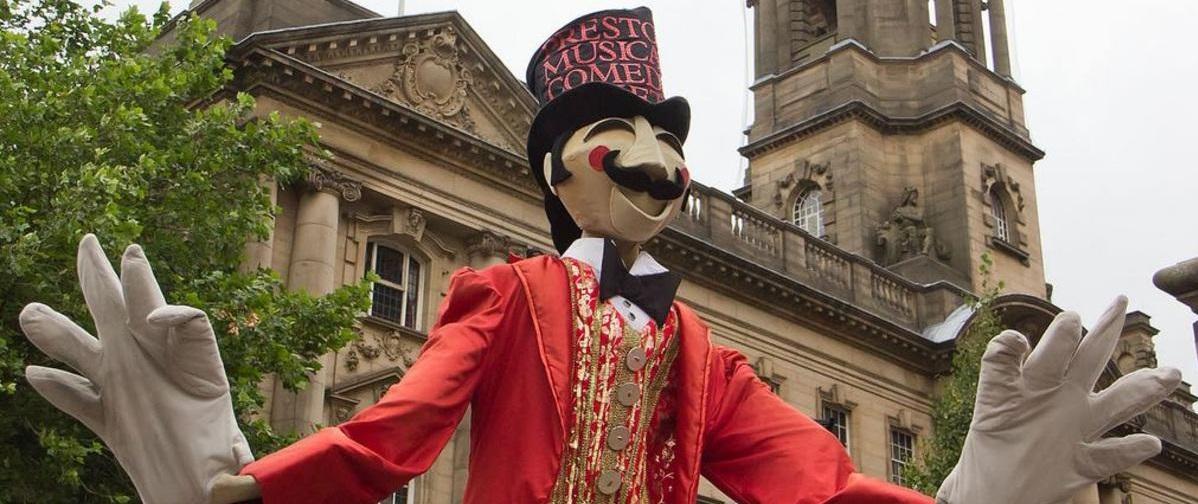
xmin=597 ymin=240 xmax=681 ymax=326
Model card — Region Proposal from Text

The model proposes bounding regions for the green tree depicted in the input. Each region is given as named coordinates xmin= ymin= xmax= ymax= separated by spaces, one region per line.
xmin=903 ymin=253 xmax=1007 ymax=495
xmin=0 ymin=1 xmax=371 ymax=501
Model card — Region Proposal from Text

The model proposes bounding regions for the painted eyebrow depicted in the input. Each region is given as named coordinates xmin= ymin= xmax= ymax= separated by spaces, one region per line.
xmin=583 ymin=117 xmax=635 ymax=142
xmin=656 ymin=131 xmax=684 ymax=155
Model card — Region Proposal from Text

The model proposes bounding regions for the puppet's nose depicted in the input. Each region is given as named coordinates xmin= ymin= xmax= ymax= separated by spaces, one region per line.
xmin=615 ymin=116 xmax=669 ymax=182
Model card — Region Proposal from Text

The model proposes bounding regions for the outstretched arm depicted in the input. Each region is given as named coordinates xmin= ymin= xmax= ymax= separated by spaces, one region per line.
xmin=234 ymin=266 xmax=505 ymax=503
xmin=700 ymin=347 xmax=932 ymax=504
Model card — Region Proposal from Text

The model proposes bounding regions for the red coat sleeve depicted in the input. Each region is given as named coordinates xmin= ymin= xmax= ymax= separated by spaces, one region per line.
xmin=701 ymin=347 xmax=933 ymax=504
xmin=240 ymin=268 xmax=505 ymax=503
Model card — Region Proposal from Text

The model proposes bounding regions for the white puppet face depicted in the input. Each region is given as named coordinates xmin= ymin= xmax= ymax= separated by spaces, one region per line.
xmin=544 ymin=115 xmax=690 ymax=245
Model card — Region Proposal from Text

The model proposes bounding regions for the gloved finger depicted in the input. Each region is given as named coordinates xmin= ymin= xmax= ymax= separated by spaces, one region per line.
xmin=1087 ymin=367 xmax=1181 ymax=439
xmin=148 ymin=305 xmax=229 ymax=398
xmin=20 ymin=303 xmax=101 ymax=378
xmin=976 ymin=330 xmax=1029 ymax=410
xmin=1076 ymin=433 xmax=1160 ymax=480
xmin=77 ymin=234 xmax=128 ymax=340
xmin=1023 ymin=310 xmax=1083 ymax=386
xmin=233 ymin=439 xmax=255 ymax=467
xmin=120 ymin=244 xmax=167 ymax=358
xmin=26 ymin=365 xmax=105 ymax=435
xmin=1068 ymin=296 xmax=1129 ymax=389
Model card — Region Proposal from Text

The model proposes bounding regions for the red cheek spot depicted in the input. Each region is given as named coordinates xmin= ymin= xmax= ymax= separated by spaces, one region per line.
xmin=679 ymin=165 xmax=690 ymax=185
xmin=588 ymin=145 xmax=610 ymax=172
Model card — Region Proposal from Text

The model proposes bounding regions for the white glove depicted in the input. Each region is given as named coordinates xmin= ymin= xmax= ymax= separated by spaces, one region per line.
xmin=20 ymin=235 xmax=253 ymax=504
xmin=936 ymin=296 xmax=1181 ymax=504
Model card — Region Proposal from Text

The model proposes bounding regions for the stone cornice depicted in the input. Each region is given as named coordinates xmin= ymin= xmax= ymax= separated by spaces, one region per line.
xmin=228 ymin=11 xmax=537 ymax=144
xmin=223 ymin=47 xmax=539 ymax=198
xmin=740 ymin=99 xmax=1046 ymax=162
xmin=754 ymin=38 xmax=1028 ymax=95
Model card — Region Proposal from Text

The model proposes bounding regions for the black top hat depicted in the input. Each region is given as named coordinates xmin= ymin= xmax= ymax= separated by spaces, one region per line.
xmin=525 ymin=7 xmax=691 ymax=253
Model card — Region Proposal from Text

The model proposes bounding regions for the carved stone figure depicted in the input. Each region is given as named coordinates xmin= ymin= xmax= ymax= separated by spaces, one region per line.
xmin=876 ymin=186 xmax=950 ymax=265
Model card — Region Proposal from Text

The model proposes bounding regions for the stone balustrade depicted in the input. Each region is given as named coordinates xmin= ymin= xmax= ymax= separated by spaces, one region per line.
xmin=671 ymin=182 xmax=967 ymax=331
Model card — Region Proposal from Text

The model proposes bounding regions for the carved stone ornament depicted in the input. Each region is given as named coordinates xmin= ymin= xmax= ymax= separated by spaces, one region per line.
xmin=308 ymin=164 xmax=362 ymax=202
xmin=391 ymin=207 xmax=427 ymax=242
xmin=344 ymin=328 xmax=421 ymax=371
xmin=817 ymin=384 xmax=858 ymax=410
xmin=874 ymin=186 xmax=950 ymax=266
xmin=465 ymin=230 xmax=512 ymax=261
xmin=890 ymin=409 xmax=923 ymax=434
xmin=981 ymin=163 xmax=1025 ymax=215
xmin=372 ymin=27 xmax=476 ymax=132
xmin=773 ymin=159 xmax=832 ymax=209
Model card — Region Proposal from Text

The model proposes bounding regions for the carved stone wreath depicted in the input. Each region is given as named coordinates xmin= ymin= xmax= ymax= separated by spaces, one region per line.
xmin=344 ymin=328 xmax=421 ymax=371
xmin=373 ymin=27 xmax=475 ymax=132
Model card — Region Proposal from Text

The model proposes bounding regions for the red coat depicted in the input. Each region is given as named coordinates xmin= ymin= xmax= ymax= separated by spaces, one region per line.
xmin=242 ymin=256 xmax=933 ymax=504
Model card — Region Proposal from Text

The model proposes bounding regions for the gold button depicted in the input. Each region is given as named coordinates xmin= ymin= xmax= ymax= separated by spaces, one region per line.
xmin=597 ymin=470 xmax=622 ymax=495
xmin=615 ymin=383 xmax=640 ymax=406
xmin=607 ymin=425 xmax=631 ymax=451
xmin=626 ymin=348 xmax=647 ymax=372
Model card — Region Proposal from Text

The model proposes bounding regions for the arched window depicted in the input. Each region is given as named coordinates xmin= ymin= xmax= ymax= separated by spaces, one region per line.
xmin=792 ymin=187 xmax=824 ymax=237
xmin=365 ymin=242 xmax=424 ymax=329
xmin=988 ymin=188 xmax=1009 ymax=242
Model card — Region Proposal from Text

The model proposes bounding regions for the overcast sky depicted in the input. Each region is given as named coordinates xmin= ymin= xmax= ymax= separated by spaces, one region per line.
xmin=104 ymin=0 xmax=1198 ymax=388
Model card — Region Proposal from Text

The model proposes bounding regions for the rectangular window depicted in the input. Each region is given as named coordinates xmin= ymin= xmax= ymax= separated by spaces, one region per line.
xmin=366 ymin=242 xmax=422 ymax=329
xmin=821 ymin=403 xmax=850 ymax=448
xmin=379 ymin=484 xmax=412 ymax=504
xmin=889 ymin=428 xmax=915 ymax=485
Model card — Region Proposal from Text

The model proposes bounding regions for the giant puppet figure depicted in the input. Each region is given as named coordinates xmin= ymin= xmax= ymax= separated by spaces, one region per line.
xmin=19 ymin=8 xmax=1182 ymax=504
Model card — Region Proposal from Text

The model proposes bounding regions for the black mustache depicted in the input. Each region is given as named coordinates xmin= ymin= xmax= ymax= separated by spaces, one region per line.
xmin=601 ymin=149 xmax=686 ymax=200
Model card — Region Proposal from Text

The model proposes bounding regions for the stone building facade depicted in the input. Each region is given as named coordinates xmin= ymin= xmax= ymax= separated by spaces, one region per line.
xmin=172 ymin=0 xmax=1198 ymax=502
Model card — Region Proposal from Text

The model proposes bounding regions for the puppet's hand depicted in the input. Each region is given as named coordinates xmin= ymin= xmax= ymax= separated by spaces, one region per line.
xmin=20 ymin=235 xmax=253 ymax=504
xmin=935 ymin=296 xmax=1181 ymax=504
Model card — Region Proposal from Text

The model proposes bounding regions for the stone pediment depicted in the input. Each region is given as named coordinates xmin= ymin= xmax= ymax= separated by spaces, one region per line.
xmin=242 ymin=13 xmax=536 ymax=154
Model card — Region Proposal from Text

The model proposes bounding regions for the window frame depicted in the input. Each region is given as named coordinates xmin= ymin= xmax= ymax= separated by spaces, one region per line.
xmin=988 ymin=187 xmax=1010 ymax=242
xmin=821 ymin=402 xmax=851 ymax=450
xmin=888 ymin=426 xmax=916 ymax=485
xmin=791 ymin=186 xmax=825 ymax=237
xmin=379 ymin=483 xmax=415 ymax=504
xmin=365 ymin=241 xmax=425 ymax=330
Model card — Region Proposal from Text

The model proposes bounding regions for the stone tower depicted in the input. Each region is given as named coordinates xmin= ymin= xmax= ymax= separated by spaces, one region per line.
xmin=740 ymin=0 xmax=1046 ymax=297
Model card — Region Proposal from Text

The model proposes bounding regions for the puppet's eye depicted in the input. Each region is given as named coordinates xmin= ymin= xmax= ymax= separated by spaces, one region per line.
xmin=656 ymin=131 xmax=684 ymax=157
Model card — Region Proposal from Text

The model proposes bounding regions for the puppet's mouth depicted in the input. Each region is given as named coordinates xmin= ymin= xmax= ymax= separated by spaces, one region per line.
xmin=600 ymin=149 xmax=686 ymax=201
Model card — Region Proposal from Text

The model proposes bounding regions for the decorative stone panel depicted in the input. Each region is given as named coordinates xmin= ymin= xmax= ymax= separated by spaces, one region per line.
xmin=372 ymin=27 xmax=476 ymax=132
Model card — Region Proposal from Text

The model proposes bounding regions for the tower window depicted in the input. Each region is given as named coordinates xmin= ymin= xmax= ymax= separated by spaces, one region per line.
xmin=988 ymin=188 xmax=1009 ymax=242
xmin=792 ymin=187 xmax=825 ymax=237
xmin=365 ymin=242 xmax=423 ymax=329
xmin=821 ymin=403 xmax=850 ymax=449
xmin=889 ymin=428 xmax=915 ymax=485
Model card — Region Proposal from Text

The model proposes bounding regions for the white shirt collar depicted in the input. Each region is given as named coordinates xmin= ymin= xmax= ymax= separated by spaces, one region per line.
xmin=561 ymin=237 xmax=669 ymax=280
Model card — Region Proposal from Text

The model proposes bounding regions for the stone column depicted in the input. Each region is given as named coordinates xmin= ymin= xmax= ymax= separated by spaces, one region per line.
xmin=968 ymin=0 xmax=987 ymax=60
xmin=934 ymin=0 xmax=956 ymax=42
xmin=749 ymin=0 xmax=777 ymax=78
xmin=240 ymin=176 xmax=277 ymax=273
xmin=271 ymin=166 xmax=362 ymax=434
xmin=837 ymin=0 xmax=869 ymax=47
xmin=774 ymin=0 xmax=793 ymax=72
xmin=987 ymin=0 xmax=1012 ymax=76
